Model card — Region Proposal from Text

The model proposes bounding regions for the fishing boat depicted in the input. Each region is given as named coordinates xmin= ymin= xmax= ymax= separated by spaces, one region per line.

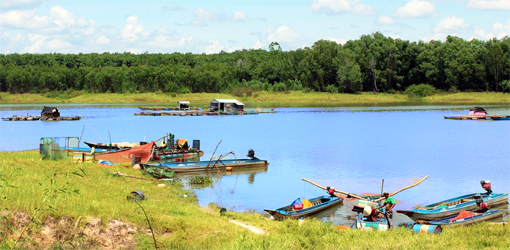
xmin=139 ymin=158 xmax=268 ymax=173
xmin=264 ymin=195 xmax=343 ymax=220
xmin=94 ymin=141 xmax=157 ymax=163
xmin=84 ymin=141 xmax=123 ymax=150
xmin=415 ymin=209 xmax=503 ymax=226
xmin=396 ymin=192 xmax=508 ymax=221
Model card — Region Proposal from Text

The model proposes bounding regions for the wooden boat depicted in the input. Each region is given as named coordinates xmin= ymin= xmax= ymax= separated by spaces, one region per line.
xmin=139 ymin=158 xmax=268 ymax=173
xmin=264 ymin=195 xmax=343 ymax=220
xmin=40 ymin=116 xmax=81 ymax=121
xmin=84 ymin=141 xmax=123 ymax=150
xmin=94 ymin=141 xmax=156 ymax=163
xmin=396 ymin=192 xmax=508 ymax=221
xmin=416 ymin=209 xmax=503 ymax=226
xmin=444 ymin=115 xmax=510 ymax=120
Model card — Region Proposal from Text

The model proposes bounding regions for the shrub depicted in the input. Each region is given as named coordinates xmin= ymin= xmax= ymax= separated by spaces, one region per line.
xmin=499 ymin=80 xmax=510 ymax=93
xmin=271 ymin=82 xmax=286 ymax=92
xmin=288 ymin=79 xmax=303 ymax=91
xmin=230 ymin=87 xmax=253 ymax=97
xmin=325 ymin=84 xmax=338 ymax=93
xmin=405 ymin=84 xmax=437 ymax=98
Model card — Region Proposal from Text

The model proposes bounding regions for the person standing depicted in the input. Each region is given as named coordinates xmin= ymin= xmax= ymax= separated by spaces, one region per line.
xmin=377 ymin=191 xmax=396 ymax=229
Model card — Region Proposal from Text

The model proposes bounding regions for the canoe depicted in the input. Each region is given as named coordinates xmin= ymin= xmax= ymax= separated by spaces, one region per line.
xmin=444 ymin=115 xmax=510 ymax=120
xmin=416 ymin=209 xmax=503 ymax=226
xmin=94 ymin=141 xmax=156 ymax=163
xmin=139 ymin=158 xmax=268 ymax=173
xmin=264 ymin=195 xmax=343 ymax=220
xmin=396 ymin=192 xmax=508 ymax=221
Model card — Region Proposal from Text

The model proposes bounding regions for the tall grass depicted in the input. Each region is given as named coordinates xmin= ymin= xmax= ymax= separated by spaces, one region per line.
xmin=0 ymin=150 xmax=509 ymax=249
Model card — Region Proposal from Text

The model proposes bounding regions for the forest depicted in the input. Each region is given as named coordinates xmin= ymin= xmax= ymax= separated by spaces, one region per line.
xmin=0 ymin=32 xmax=509 ymax=95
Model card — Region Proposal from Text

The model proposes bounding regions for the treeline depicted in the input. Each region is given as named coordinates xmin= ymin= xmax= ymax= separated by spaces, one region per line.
xmin=0 ymin=32 xmax=509 ymax=95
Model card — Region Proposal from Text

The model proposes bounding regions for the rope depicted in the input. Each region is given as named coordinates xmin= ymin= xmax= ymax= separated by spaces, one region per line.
xmin=78 ymin=113 xmax=105 ymax=144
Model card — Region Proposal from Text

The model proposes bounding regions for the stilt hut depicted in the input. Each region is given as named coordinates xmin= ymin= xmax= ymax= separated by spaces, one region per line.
xmin=208 ymin=99 xmax=244 ymax=112
xmin=177 ymin=101 xmax=190 ymax=110
xmin=41 ymin=106 xmax=60 ymax=118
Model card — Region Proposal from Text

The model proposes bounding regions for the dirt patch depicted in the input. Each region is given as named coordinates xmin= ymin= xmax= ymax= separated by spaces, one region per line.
xmin=0 ymin=211 xmax=139 ymax=249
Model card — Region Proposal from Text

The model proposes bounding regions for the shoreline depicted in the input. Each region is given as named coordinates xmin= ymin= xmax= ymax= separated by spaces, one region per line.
xmin=1 ymin=91 xmax=509 ymax=107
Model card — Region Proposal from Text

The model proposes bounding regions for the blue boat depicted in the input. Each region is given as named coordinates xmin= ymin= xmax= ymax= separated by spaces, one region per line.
xmin=140 ymin=158 xmax=268 ymax=173
xmin=418 ymin=209 xmax=504 ymax=226
xmin=264 ymin=195 xmax=343 ymax=220
xmin=397 ymin=193 xmax=508 ymax=221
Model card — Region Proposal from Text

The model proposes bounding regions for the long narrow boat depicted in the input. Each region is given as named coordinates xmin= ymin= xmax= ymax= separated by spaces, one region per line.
xmin=94 ymin=141 xmax=156 ymax=163
xmin=416 ymin=209 xmax=503 ymax=226
xmin=84 ymin=141 xmax=123 ymax=150
xmin=396 ymin=192 xmax=508 ymax=221
xmin=264 ymin=195 xmax=343 ymax=220
xmin=444 ymin=115 xmax=510 ymax=120
xmin=139 ymin=158 xmax=268 ymax=173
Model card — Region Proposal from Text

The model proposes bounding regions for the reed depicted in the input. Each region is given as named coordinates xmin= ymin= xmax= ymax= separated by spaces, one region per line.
xmin=0 ymin=150 xmax=508 ymax=249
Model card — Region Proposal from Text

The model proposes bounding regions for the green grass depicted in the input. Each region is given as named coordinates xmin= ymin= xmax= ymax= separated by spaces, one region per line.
xmin=1 ymin=91 xmax=508 ymax=106
xmin=1 ymin=150 xmax=509 ymax=249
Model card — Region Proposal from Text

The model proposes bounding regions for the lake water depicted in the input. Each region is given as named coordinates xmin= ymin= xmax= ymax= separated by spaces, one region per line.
xmin=1 ymin=103 xmax=509 ymax=226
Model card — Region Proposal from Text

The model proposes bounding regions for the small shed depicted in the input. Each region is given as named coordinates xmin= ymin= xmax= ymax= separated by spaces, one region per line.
xmin=208 ymin=99 xmax=244 ymax=112
xmin=41 ymin=106 xmax=60 ymax=118
xmin=177 ymin=101 xmax=190 ymax=110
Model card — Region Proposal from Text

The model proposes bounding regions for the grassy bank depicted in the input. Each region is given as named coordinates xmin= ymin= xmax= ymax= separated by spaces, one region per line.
xmin=1 ymin=91 xmax=509 ymax=107
xmin=0 ymin=150 xmax=509 ymax=249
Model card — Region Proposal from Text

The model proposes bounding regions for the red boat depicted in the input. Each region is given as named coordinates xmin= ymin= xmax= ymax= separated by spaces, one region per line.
xmin=94 ymin=142 xmax=156 ymax=163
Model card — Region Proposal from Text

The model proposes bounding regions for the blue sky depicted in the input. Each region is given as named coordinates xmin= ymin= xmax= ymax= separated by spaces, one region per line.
xmin=1 ymin=0 xmax=509 ymax=54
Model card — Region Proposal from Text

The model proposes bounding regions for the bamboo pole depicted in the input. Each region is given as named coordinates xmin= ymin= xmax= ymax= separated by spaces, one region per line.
xmin=301 ymin=178 xmax=368 ymax=200
xmin=374 ymin=175 xmax=429 ymax=202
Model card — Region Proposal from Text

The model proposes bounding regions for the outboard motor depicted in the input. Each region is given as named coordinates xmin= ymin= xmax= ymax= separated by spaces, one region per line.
xmin=246 ymin=149 xmax=259 ymax=160
xmin=480 ymin=180 xmax=492 ymax=194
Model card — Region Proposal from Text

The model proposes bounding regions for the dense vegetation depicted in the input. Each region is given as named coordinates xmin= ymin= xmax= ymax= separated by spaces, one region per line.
xmin=1 ymin=33 xmax=509 ymax=95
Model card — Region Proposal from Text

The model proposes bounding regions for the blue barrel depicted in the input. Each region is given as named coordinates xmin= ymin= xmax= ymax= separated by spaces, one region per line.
xmin=412 ymin=224 xmax=442 ymax=234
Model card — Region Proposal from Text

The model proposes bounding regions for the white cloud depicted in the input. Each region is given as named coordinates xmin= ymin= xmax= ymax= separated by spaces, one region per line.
xmin=327 ymin=38 xmax=347 ymax=45
xmin=433 ymin=16 xmax=469 ymax=33
xmin=474 ymin=26 xmax=494 ymax=40
xmin=191 ymin=7 xmax=219 ymax=26
xmin=267 ymin=26 xmax=306 ymax=49
xmin=24 ymin=33 xmax=46 ymax=53
xmin=311 ymin=0 xmax=377 ymax=15
xmin=96 ymin=35 xmax=110 ymax=45
xmin=46 ymin=38 xmax=71 ymax=51
xmin=230 ymin=11 xmax=249 ymax=22
xmin=252 ymin=41 xmax=264 ymax=49
xmin=393 ymin=0 xmax=437 ymax=18
xmin=377 ymin=16 xmax=395 ymax=25
xmin=121 ymin=16 xmax=149 ymax=42
xmin=466 ymin=0 xmax=510 ymax=10
xmin=493 ymin=19 xmax=510 ymax=38
xmin=204 ymin=40 xmax=224 ymax=54
xmin=0 ymin=9 xmax=51 ymax=29
xmin=421 ymin=33 xmax=448 ymax=42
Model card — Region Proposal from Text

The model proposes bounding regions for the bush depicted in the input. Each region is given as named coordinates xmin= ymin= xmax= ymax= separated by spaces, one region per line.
xmin=499 ymin=80 xmax=510 ymax=93
xmin=325 ymin=84 xmax=338 ymax=93
xmin=288 ymin=79 xmax=303 ymax=91
xmin=271 ymin=82 xmax=286 ymax=92
xmin=405 ymin=84 xmax=437 ymax=98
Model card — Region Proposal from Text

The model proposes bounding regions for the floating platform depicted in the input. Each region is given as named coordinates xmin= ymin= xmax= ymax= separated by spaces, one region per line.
xmin=134 ymin=111 xmax=266 ymax=116
xmin=444 ymin=115 xmax=510 ymax=120
xmin=2 ymin=116 xmax=82 ymax=121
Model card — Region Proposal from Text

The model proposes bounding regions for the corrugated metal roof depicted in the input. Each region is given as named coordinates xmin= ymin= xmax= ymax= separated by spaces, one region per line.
xmin=178 ymin=101 xmax=190 ymax=104
xmin=211 ymin=99 xmax=244 ymax=105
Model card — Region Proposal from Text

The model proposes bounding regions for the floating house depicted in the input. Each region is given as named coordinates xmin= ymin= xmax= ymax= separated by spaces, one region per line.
xmin=177 ymin=101 xmax=190 ymax=110
xmin=41 ymin=106 xmax=60 ymax=118
xmin=208 ymin=99 xmax=244 ymax=112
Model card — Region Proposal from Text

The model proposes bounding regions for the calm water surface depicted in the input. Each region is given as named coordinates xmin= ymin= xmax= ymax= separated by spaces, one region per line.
xmin=1 ymin=103 xmax=509 ymax=225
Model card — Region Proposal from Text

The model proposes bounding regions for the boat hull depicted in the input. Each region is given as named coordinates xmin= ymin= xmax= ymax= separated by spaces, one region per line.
xmin=419 ymin=209 xmax=503 ymax=226
xmin=397 ymin=193 xmax=508 ymax=221
xmin=264 ymin=195 xmax=343 ymax=220
xmin=140 ymin=159 xmax=268 ymax=173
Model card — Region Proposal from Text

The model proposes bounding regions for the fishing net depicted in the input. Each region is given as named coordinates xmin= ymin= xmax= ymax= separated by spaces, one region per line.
xmin=40 ymin=137 xmax=67 ymax=160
